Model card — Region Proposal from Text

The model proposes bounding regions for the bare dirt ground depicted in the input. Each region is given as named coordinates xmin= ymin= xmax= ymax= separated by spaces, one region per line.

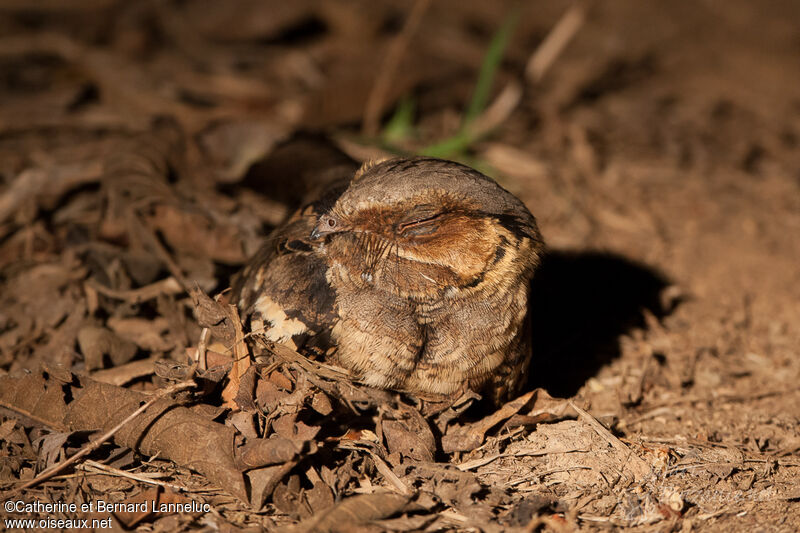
xmin=0 ymin=1 xmax=798 ymax=531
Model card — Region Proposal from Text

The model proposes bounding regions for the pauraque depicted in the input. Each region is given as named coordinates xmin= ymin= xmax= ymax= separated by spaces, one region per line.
xmin=233 ymin=156 xmax=544 ymax=403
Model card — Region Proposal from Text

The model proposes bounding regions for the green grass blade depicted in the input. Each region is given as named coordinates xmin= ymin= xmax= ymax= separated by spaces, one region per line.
xmin=418 ymin=8 xmax=520 ymax=158
xmin=463 ymin=8 xmax=520 ymax=126
xmin=382 ymin=96 xmax=416 ymax=145
xmin=419 ymin=132 xmax=471 ymax=158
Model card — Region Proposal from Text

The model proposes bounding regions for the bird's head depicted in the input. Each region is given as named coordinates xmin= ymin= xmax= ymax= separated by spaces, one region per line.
xmin=311 ymin=157 xmax=543 ymax=300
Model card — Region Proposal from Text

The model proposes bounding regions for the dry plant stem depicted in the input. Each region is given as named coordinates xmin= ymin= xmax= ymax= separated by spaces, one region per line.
xmin=268 ymin=341 xmax=351 ymax=381
xmin=629 ymin=350 xmax=654 ymax=405
xmin=91 ymin=356 xmax=162 ymax=386
xmin=17 ymin=381 xmax=195 ymax=491
xmin=438 ymin=509 xmax=470 ymax=525
xmin=568 ymin=400 xmax=651 ymax=482
xmin=366 ymin=450 xmax=411 ymax=495
xmin=220 ymin=302 xmax=251 ymax=409
xmin=80 ymin=460 xmax=190 ymax=492
xmin=438 ymin=0 xmax=586 ymax=149
xmin=86 ymin=276 xmax=184 ymax=303
xmin=645 ymin=386 xmax=800 ymax=409
xmin=526 ymin=1 xmax=588 ymax=83
xmin=362 ymin=0 xmax=433 ymax=136
xmin=229 ymin=304 xmax=249 ymax=367
xmin=456 ymin=447 xmax=588 ymax=471
xmin=196 ymin=326 xmax=210 ymax=371
xmin=506 ymin=465 xmax=593 ymax=488
xmin=465 ymin=81 xmax=523 ymax=141
xmin=578 ymin=514 xmax=624 ymax=526
xmin=131 ymin=216 xmax=192 ymax=290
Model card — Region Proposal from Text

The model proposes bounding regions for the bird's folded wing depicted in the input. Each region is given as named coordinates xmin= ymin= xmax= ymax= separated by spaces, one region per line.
xmin=232 ymin=177 xmax=350 ymax=351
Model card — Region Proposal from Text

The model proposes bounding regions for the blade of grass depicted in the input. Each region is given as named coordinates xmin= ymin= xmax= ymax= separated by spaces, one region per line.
xmin=419 ymin=132 xmax=471 ymax=159
xmin=382 ymin=96 xmax=416 ymax=145
xmin=420 ymin=8 xmax=520 ymax=158
xmin=463 ymin=8 xmax=520 ymax=126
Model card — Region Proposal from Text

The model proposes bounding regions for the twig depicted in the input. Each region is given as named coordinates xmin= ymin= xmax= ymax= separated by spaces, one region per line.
xmin=366 ymin=450 xmax=411 ymax=495
xmin=506 ymin=465 xmax=593 ymax=488
xmin=695 ymin=508 xmax=734 ymax=521
xmin=627 ymin=347 xmax=654 ymax=406
xmin=78 ymin=460 xmax=222 ymax=494
xmin=464 ymin=9 xmax=519 ymax=125
xmin=641 ymin=386 xmax=800 ymax=410
xmin=90 ymin=355 xmax=161 ymax=387
xmin=17 ymin=381 xmax=195 ymax=491
xmin=457 ymin=447 xmax=588 ymax=471
xmin=437 ymin=509 xmax=470 ymax=525
xmin=220 ymin=302 xmax=251 ymax=409
xmin=336 ymin=440 xmax=411 ymax=495
xmin=622 ymin=406 xmax=676 ymax=426
xmin=79 ymin=460 xmax=187 ymax=491
xmin=128 ymin=214 xmax=192 ymax=291
xmin=465 ymin=81 xmax=523 ymax=141
xmin=362 ymin=0 xmax=433 ymax=136
xmin=267 ymin=341 xmax=351 ymax=381
xmin=568 ymin=400 xmax=651 ymax=482
xmin=525 ymin=1 xmax=588 ymax=83
xmin=85 ymin=276 xmax=184 ymax=303
xmin=578 ymin=514 xmax=626 ymax=526
xmin=420 ymin=10 xmax=520 ymax=157
xmin=195 ymin=327 xmax=211 ymax=371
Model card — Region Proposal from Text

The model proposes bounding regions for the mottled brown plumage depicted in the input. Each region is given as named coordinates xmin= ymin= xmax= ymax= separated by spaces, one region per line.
xmin=234 ymin=156 xmax=544 ymax=403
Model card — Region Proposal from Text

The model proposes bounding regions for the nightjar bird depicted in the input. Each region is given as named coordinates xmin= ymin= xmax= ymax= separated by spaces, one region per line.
xmin=233 ymin=156 xmax=544 ymax=403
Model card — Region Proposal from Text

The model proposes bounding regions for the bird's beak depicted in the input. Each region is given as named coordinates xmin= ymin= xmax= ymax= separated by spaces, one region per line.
xmin=310 ymin=213 xmax=341 ymax=240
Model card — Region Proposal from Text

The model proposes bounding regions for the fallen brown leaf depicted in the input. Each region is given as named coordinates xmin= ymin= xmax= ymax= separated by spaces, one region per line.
xmin=442 ymin=388 xmax=571 ymax=453
xmin=280 ymin=492 xmax=412 ymax=533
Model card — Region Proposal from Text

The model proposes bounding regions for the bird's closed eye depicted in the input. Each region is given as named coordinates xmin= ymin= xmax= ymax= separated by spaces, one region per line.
xmin=396 ymin=211 xmax=444 ymax=236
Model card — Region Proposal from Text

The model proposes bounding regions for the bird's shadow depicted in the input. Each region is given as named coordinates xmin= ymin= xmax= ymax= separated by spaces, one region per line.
xmin=526 ymin=250 xmax=676 ymax=398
